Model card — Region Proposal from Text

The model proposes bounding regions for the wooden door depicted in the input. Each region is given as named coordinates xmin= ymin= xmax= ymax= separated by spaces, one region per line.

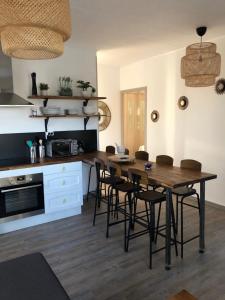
xmin=122 ymin=89 xmax=146 ymax=155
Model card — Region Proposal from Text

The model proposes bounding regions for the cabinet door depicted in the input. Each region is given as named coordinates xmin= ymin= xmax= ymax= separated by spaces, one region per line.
xmin=44 ymin=171 xmax=81 ymax=194
xmin=43 ymin=161 xmax=83 ymax=214
xmin=45 ymin=190 xmax=82 ymax=213
xmin=43 ymin=162 xmax=81 ymax=175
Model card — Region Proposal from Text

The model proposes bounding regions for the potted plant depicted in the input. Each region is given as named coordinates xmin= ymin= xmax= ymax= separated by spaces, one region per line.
xmin=59 ymin=76 xmax=73 ymax=96
xmin=77 ymin=80 xmax=96 ymax=97
xmin=39 ymin=83 xmax=49 ymax=96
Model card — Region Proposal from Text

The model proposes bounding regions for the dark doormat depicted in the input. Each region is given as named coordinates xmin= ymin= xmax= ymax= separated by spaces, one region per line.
xmin=0 ymin=252 xmax=70 ymax=300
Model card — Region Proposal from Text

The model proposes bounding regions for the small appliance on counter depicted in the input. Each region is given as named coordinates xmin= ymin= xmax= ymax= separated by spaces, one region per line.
xmin=46 ymin=139 xmax=78 ymax=157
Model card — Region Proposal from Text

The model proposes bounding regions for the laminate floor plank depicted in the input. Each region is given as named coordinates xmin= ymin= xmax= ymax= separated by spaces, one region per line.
xmin=0 ymin=197 xmax=225 ymax=300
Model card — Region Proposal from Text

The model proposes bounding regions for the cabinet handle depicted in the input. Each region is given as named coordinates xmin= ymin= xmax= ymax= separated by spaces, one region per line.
xmin=63 ymin=198 xmax=67 ymax=204
xmin=62 ymin=180 xmax=66 ymax=186
xmin=62 ymin=166 xmax=66 ymax=172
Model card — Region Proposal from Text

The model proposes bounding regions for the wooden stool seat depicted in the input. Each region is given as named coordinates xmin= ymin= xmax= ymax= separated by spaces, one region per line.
xmin=169 ymin=289 xmax=197 ymax=300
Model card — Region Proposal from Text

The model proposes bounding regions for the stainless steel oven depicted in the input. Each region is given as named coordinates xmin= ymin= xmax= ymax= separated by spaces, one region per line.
xmin=0 ymin=173 xmax=44 ymax=223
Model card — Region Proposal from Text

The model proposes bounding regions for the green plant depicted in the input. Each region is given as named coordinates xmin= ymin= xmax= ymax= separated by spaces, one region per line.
xmin=59 ymin=76 xmax=73 ymax=89
xmin=77 ymin=80 xmax=96 ymax=93
xmin=39 ymin=83 xmax=49 ymax=90
xmin=59 ymin=77 xmax=73 ymax=96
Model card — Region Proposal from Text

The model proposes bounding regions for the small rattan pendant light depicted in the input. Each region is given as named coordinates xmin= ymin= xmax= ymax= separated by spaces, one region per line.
xmin=0 ymin=0 xmax=72 ymax=60
xmin=181 ymin=27 xmax=221 ymax=87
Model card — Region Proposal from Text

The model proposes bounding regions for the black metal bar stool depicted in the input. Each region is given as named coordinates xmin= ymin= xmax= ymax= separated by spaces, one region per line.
xmin=172 ymin=159 xmax=201 ymax=258
xmin=154 ymin=155 xmax=174 ymax=243
xmin=135 ymin=151 xmax=149 ymax=161
xmin=85 ymin=161 xmax=95 ymax=202
xmin=92 ymin=159 xmax=124 ymax=230
xmin=105 ymin=161 xmax=135 ymax=238
xmin=125 ymin=168 xmax=178 ymax=269
xmin=106 ymin=162 xmax=140 ymax=249
xmin=106 ymin=145 xmax=115 ymax=154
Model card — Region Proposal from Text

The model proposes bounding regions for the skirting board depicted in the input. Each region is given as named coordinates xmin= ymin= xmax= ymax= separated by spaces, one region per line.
xmin=0 ymin=207 xmax=81 ymax=235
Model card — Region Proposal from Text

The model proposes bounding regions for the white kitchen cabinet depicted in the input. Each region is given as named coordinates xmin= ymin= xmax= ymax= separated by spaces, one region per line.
xmin=44 ymin=190 xmax=82 ymax=213
xmin=0 ymin=161 xmax=83 ymax=234
xmin=43 ymin=162 xmax=80 ymax=175
xmin=44 ymin=171 xmax=81 ymax=193
xmin=43 ymin=162 xmax=83 ymax=214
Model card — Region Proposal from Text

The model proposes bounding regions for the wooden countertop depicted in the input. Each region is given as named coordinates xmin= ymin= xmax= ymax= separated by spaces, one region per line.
xmin=0 ymin=152 xmax=98 ymax=172
xmin=0 ymin=151 xmax=217 ymax=189
xmin=0 ymin=151 xmax=112 ymax=172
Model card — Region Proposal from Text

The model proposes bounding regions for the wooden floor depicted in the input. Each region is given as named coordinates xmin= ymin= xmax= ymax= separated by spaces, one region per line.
xmin=0 ymin=197 xmax=225 ymax=300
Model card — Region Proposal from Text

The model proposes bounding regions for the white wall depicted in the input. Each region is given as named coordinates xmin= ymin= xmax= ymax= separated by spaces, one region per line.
xmin=120 ymin=36 xmax=225 ymax=206
xmin=98 ymin=64 xmax=121 ymax=150
xmin=0 ymin=39 xmax=98 ymax=134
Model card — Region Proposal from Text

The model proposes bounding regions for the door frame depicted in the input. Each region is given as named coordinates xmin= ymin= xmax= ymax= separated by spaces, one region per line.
xmin=120 ymin=87 xmax=147 ymax=151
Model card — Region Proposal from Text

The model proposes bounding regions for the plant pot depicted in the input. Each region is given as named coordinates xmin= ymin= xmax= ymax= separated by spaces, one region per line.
xmin=40 ymin=90 xmax=48 ymax=96
xmin=82 ymin=88 xmax=92 ymax=98
xmin=59 ymin=88 xmax=73 ymax=96
xmin=83 ymin=105 xmax=97 ymax=115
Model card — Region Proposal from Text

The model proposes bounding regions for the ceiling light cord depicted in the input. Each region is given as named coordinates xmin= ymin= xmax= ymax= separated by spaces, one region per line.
xmin=199 ymin=36 xmax=203 ymax=62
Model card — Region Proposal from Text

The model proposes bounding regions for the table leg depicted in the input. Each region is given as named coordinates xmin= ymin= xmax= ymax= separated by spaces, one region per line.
xmin=199 ymin=181 xmax=205 ymax=253
xmin=86 ymin=164 xmax=93 ymax=202
xmin=165 ymin=188 xmax=172 ymax=270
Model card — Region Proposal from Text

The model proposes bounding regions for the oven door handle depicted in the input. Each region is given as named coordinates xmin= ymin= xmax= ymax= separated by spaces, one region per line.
xmin=1 ymin=184 xmax=42 ymax=193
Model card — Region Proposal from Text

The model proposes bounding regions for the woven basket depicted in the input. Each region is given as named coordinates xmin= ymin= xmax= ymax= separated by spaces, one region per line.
xmin=181 ymin=42 xmax=221 ymax=87
xmin=0 ymin=0 xmax=71 ymax=59
xmin=1 ymin=26 xmax=64 ymax=59
xmin=186 ymin=42 xmax=216 ymax=55
xmin=185 ymin=75 xmax=216 ymax=87
xmin=0 ymin=0 xmax=71 ymax=40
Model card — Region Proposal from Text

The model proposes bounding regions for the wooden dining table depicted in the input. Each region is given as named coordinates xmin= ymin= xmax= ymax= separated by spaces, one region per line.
xmin=83 ymin=151 xmax=217 ymax=270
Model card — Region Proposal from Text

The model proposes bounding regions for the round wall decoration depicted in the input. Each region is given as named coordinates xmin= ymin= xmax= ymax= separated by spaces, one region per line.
xmin=178 ymin=96 xmax=189 ymax=110
xmin=151 ymin=110 xmax=159 ymax=122
xmin=98 ymin=101 xmax=111 ymax=131
xmin=215 ymin=78 xmax=225 ymax=95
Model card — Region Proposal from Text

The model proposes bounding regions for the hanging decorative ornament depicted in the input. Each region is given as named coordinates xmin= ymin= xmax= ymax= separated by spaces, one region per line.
xmin=0 ymin=0 xmax=71 ymax=60
xmin=215 ymin=78 xmax=225 ymax=95
xmin=178 ymin=96 xmax=189 ymax=110
xmin=151 ymin=110 xmax=159 ymax=122
xmin=181 ymin=27 xmax=221 ymax=87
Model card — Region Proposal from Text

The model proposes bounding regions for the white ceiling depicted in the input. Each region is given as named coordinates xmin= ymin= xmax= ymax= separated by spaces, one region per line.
xmin=71 ymin=0 xmax=225 ymax=66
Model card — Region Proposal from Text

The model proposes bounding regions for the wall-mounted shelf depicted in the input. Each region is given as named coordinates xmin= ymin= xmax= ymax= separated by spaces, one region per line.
xmin=28 ymin=95 xmax=107 ymax=107
xmin=28 ymin=95 xmax=107 ymax=132
xmin=29 ymin=114 xmax=99 ymax=118
xmin=30 ymin=114 xmax=100 ymax=131
xmin=28 ymin=95 xmax=106 ymax=100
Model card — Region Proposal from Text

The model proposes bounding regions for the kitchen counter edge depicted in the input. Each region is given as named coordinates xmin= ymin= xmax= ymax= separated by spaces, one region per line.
xmin=0 ymin=152 xmax=101 ymax=172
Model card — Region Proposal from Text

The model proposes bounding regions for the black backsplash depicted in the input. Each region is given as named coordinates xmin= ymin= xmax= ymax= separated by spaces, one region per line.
xmin=0 ymin=130 xmax=97 ymax=160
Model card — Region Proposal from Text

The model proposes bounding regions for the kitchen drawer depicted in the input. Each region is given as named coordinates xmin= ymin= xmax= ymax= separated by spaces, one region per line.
xmin=45 ymin=190 xmax=82 ymax=213
xmin=44 ymin=171 xmax=81 ymax=193
xmin=43 ymin=162 xmax=81 ymax=175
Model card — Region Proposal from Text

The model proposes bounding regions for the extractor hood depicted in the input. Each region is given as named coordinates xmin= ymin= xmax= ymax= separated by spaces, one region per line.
xmin=0 ymin=51 xmax=33 ymax=106
xmin=0 ymin=93 xmax=34 ymax=106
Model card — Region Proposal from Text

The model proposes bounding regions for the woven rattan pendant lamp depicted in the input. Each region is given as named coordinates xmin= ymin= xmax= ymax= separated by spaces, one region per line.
xmin=181 ymin=27 xmax=221 ymax=87
xmin=0 ymin=0 xmax=72 ymax=60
